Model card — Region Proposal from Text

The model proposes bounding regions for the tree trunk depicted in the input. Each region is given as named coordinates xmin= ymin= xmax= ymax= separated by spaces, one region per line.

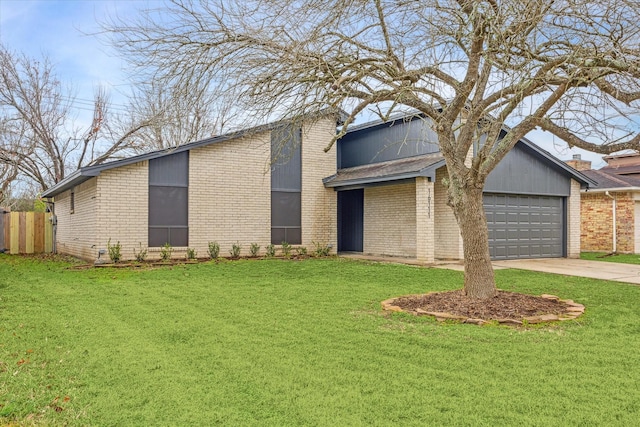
xmin=452 ymin=186 xmax=497 ymax=299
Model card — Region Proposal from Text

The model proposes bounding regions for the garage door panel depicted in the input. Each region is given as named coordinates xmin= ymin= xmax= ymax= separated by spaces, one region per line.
xmin=493 ymin=229 xmax=508 ymax=241
xmin=485 ymin=193 xmax=564 ymax=260
xmin=493 ymin=212 xmax=507 ymax=223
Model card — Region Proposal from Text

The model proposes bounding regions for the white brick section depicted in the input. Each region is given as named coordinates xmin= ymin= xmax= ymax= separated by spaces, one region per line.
xmin=189 ymin=132 xmax=271 ymax=256
xmin=434 ymin=167 xmax=463 ymax=259
xmin=364 ymin=182 xmax=417 ymax=257
xmin=301 ymin=118 xmax=337 ymax=249
xmin=415 ymin=177 xmax=435 ymax=263
xmin=567 ymin=178 xmax=581 ymax=258
xmin=54 ymin=178 xmax=98 ymax=261
xmin=52 ymin=116 xmax=338 ymax=261
xmin=96 ymin=161 xmax=149 ymax=261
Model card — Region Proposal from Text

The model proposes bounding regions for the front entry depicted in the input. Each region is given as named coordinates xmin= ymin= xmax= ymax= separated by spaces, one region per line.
xmin=337 ymin=189 xmax=363 ymax=252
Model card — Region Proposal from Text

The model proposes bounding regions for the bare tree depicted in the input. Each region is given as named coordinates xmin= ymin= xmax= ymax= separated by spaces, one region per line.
xmin=0 ymin=162 xmax=17 ymax=207
xmin=127 ymin=81 xmax=234 ymax=151
xmin=106 ymin=0 xmax=640 ymax=298
xmin=0 ymin=45 xmax=152 ymax=191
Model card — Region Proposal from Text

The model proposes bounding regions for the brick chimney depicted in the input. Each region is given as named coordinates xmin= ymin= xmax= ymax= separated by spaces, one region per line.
xmin=565 ymin=154 xmax=592 ymax=171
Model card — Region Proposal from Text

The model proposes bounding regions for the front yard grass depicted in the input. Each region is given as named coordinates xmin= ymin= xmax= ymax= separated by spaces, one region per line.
xmin=581 ymin=251 xmax=640 ymax=264
xmin=1 ymin=254 xmax=639 ymax=426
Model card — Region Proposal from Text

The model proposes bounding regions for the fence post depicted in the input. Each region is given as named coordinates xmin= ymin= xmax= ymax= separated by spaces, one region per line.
xmin=44 ymin=212 xmax=53 ymax=253
xmin=25 ymin=212 xmax=35 ymax=254
xmin=0 ymin=209 xmax=5 ymax=252
xmin=2 ymin=211 xmax=9 ymax=253
xmin=10 ymin=212 xmax=19 ymax=254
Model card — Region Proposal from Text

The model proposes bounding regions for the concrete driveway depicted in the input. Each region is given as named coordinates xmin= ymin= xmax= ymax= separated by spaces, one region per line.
xmin=343 ymin=253 xmax=640 ymax=285
xmin=490 ymin=258 xmax=640 ymax=285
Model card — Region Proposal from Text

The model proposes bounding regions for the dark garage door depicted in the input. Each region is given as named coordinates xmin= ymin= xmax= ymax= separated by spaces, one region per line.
xmin=484 ymin=193 xmax=564 ymax=260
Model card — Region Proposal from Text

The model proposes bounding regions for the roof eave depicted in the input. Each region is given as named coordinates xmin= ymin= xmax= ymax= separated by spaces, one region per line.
xmin=41 ymin=169 xmax=100 ymax=198
xmin=323 ymin=172 xmax=430 ymax=189
xmin=44 ymin=110 xmax=345 ymax=198
xmin=323 ymin=160 xmax=445 ymax=189
xmin=582 ymin=186 xmax=640 ymax=193
xmin=516 ymin=137 xmax=597 ymax=187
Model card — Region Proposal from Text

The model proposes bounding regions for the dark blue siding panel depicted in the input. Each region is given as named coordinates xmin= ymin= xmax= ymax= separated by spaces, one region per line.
xmin=485 ymin=142 xmax=571 ymax=196
xmin=339 ymin=117 xmax=439 ymax=168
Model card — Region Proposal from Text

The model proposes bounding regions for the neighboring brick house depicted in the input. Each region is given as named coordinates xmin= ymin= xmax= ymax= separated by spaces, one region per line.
xmin=568 ymin=153 xmax=640 ymax=253
xmin=43 ymin=113 xmax=593 ymax=263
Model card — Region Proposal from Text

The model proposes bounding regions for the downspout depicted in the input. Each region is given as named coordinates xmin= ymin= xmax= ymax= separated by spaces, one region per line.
xmin=605 ymin=191 xmax=617 ymax=253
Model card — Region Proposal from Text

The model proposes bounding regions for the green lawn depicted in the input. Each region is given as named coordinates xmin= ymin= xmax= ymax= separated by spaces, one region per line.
xmin=581 ymin=251 xmax=640 ymax=265
xmin=1 ymin=255 xmax=639 ymax=426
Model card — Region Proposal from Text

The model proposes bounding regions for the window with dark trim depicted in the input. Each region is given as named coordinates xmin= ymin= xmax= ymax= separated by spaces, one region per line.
xmin=271 ymin=126 xmax=302 ymax=244
xmin=70 ymin=188 xmax=75 ymax=214
xmin=148 ymin=151 xmax=189 ymax=247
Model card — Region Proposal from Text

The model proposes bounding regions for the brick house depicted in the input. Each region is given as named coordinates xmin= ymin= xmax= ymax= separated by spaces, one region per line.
xmin=42 ymin=113 xmax=593 ymax=262
xmin=567 ymin=153 xmax=640 ymax=253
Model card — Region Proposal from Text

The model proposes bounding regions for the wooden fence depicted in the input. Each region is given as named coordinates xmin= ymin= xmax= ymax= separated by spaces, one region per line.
xmin=1 ymin=211 xmax=53 ymax=254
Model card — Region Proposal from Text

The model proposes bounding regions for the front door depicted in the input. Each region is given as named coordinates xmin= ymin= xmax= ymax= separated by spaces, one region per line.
xmin=337 ymin=189 xmax=364 ymax=252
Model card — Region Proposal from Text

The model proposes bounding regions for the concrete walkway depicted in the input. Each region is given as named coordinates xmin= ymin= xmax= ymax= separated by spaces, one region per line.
xmin=435 ymin=258 xmax=640 ymax=285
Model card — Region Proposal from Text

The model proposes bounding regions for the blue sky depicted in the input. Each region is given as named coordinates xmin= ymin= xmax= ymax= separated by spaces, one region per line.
xmin=0 ymin=0 xmax=608 ymax=168
xmin=0 ymin=0 xmax=159 ymax=114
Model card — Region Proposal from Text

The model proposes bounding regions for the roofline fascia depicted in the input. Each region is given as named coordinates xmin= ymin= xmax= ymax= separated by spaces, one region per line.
xmin=42 ymin=109 xmax=345 ymax=198
xmin=344 ymin=113 xmax=597 ymax=187
xmin=323 ymin=160 xmax=445 ymax=189
xmin=581 ymin=187 xmax=640 ymax=193
xmin=516 ymin=137 xmax=597 ymax=187
xmin=41 ymin=169 xmax=91 ymax=198
xmin=324 ymin=171 xmax=430 ymax=188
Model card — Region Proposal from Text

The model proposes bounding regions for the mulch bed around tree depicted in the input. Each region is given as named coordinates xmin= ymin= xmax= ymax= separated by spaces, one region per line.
xmin=385 ymin=290 xmax=585 ymax=325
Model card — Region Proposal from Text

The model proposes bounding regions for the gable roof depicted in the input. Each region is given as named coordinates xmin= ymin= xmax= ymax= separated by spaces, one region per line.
xmin=42 ymin=110 xmax=345 ymax=198
xmin=325 ymin=115 xmax=595 ymax=189
xmin=515 ymin=137 xmax=596 ymax=188
xmin=581 ymin=168 xmax=640 ymax=192
xmin=43 ymin=131 xmax=245 ymax=198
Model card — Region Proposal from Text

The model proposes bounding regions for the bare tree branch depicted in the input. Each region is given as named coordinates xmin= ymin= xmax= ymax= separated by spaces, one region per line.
xmin=104 ymin=0 xmax=640 ymax=298
xmin=0 ymin=44 xmax=158 ymax=190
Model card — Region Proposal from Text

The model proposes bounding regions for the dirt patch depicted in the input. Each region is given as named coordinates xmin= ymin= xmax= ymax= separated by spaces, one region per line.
xmin=383 ymin=290 xmax=585 ymax=325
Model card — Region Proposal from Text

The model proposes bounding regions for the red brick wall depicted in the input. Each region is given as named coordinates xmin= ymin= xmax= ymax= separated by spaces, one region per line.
xmin=581 ymin=192 xmax=635 ymax=252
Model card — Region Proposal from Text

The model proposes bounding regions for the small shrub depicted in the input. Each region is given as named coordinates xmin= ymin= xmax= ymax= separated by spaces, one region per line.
xmin=186 ymin=248 xmax=197 ymax=260
xmin=160 ymin=243 xmax=173 ymax=261
xmin=312 ymin=241 xmax=331 ymax=257
xmin=230 ymin=242 xmax=241 ymax=258
xmin=208 ymin=241 xmax=220 ymax=260
xmin=133 ymin=243 xmax=148 ymax=262
xmin=295 ymin=246 xmax=308 ymax=257
xmin=250 ymin=243 xmax=260 ymax=257
xmin=265 ymin=244 xmax=276 ymax=257
xmin=281 ymin=241 xmax=292 ymax=258
xmin=107 ymin=238 xmax=121 ymax=263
